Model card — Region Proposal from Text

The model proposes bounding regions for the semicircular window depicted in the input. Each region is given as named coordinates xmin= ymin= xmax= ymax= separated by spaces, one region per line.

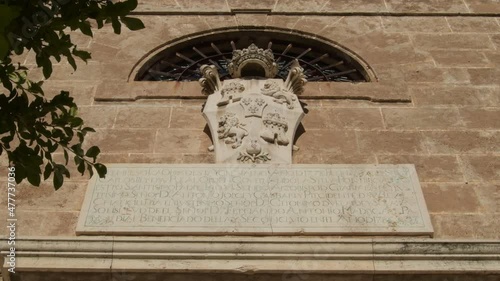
xmin=135 ymin=30 xmax=373 ymax=82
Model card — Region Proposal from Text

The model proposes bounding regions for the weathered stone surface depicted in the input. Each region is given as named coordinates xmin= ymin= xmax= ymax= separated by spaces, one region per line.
xmin=412 ymin=34 xmax=495 ymax=50
xmin=274 ymin=0 xmax=329 ymax=12
xmin=462 ymin=155 xmax=500 ymax=182
xmin=382 ymin=17 xmax=451 ymax=32
xmin=296 ymin=130 xmax=358 ymax=154
xmin=423 ymin=131 xmax=500 ymax=154
xmin=411 ymin=86 xmax=500 ymax=106
xmin=357 ymin=131 xmax=427 ymax=154
xmin=447 ymin=17 xmax=500 ymax=33
xmin=464 ymin=0 xmax=500 ymax=13
xmin=460 ymin=108 xmax=500 ymax=129
xmin=422 ymin=183 xmax=480 ymax=213
xmin=385 ymin=0 xmax=469 ymax=13
xmin=85 ymin=129 xmax=156 ymax=153
xmin=377 ymin=155 xmax=463 ymax=182
xmin=430 ymin=50 xmax=491 ymax=67
xmin=228 ymin=0 xmax=276 ymax=10
xmin=154 ymin=129 xmax=211 ymax=154
xmin=78 ymin=106 xmax=118 ymax=129
xmin=469 ymin=68 xmax=500 ymax=85
xmin=321 ymin=0 xmax=387 ymax=12
xmin=382 ymin=108 xmax=463 ymax=129
xmin=77 ymin=164 xmax=433 ymax=236
xmin=114 ymin=106 xmax=172 ymax=128
xmin=302 ymin=108 xmax=384 ymax=130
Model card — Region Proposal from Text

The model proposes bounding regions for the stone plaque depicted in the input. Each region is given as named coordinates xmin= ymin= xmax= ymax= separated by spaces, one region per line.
xmin=76 ymin=164 xmax=433 ymax=236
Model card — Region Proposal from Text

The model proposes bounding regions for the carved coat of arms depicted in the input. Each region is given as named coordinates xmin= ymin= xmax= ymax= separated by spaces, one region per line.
xmin=200 ymin=44 xmax=307 ymax=164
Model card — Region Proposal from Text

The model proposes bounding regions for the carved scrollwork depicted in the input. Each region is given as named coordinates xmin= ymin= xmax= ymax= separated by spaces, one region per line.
xmin=260 ymin=112 xmax=289 ymax=146
xmin=284 ymin=60 xmax=307 ymax=96
xmin=199 ymin=65 xmax=221 ymax=95
xmin=217 ymin=113 xmax=248 ymax=149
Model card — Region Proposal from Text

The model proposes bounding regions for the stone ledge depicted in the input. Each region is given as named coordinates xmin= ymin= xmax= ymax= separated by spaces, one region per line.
xmin=94 ymin=82 xmax=411 ymax=103
xmin=1 ymin=237 xmax=500 ymax=279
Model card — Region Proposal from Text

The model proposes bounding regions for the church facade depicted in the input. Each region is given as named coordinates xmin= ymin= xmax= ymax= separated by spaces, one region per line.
xmin=2 ymin=1 xmax=500 ymax=280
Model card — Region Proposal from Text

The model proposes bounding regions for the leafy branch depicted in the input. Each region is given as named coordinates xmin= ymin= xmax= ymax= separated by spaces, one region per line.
xmin=0 ymin=0 xmax=145 ymax=189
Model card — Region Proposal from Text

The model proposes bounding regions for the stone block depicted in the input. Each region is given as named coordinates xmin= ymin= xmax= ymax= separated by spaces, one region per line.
xmin=78 ymin=106 xmax=118 ymax=129
xmin=422 ymin=183 xmax=480 ymax=213
xmin=154 ymin=129 xmax=212 ymax=154
xmin=342 ymin=31 xmax=429 ymax=65
xmin=294 ymin=16 xmax=342 ymax=34
xmin=127 ymin=153 xmax=184 ymax=164
xmin=447 ymin=17 xmax=500 ymax=33
xmin=432 ymin=214 xmax=500 ymax=239
xmin=464 ymin=0 xmax=500 ymax=13
xmin=377 ymin=155 xmax=463 ymax=182
xmin=85 ymin=129 xmax=156 ymax=153
xmin=274 ymin=0 xmax=329 ymax=12
xmin=382 ymin=17 xmax=451 ymax=32
xmin=460 ymin=108 xmax=500 ymax=129
xmin=461 ymin=155 xmax=500 ymax=182
xmin=303 ymin=108 xmax=384 ymax=130
xmin=228 ymin=0 xmax=276 ymax=10
xmin=382 ymin=108 xmax=463 ymax=129
xmin=114 ymin=106 xmax=172 ymax=128
xmin=412 ymin=34 xmax=495 ymax=50
xmin=357 ymin=131 xmax=427 ymax=155
xmin=423 ymin=131 xmax=500 ymax=154
xmin=469 ymin=68 xmax=500 ymax=85
xmin=86 ymin=42 xmax=120 ymax=63
xmin=235 ymin=14 xmax=268 ymax=27
xmin=403 ymin=66 xmax=470 ymax=84
xmin=385 ymin=0 xmax=469 ymax=13
xmin=203 ymin=15 xmax=239 ymax=29
xmin=295 ymin=130 xmax=359 ymax=154
xmin=176 ymin=0 xmax=230 ymax=11
xmin=473 ymin=184 xmax=500 ymax=214
xmin=321 ymin=17 xmax=383 ymax=43
xmin=430 ymin=50 xmax=491 ymax=67
xmin=321 ymin=154 xmax=377 ymax=164
xmin=321 ymin=0 xmax=387 ymax=12
xmin=265 ymin=15 xmax=301 ymax=29
xmin=170 ymin=106 xmax=208 ymax=129
xmin=0 ymin=181 xmax=87 ymax=212
xmin=411 ymin=86 xmax=500 ymax=106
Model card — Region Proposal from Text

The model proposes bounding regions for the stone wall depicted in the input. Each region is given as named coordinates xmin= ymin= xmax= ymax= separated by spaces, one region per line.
xmin=1 ymin=0 xmax=499 ymax=239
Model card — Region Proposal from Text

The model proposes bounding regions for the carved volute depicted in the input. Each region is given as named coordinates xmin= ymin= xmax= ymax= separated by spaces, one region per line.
xmin=200 ymin=44 xmax=307 ymax=164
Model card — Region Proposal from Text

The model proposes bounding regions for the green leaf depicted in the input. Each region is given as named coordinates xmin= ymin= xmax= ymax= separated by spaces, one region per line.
xmin=85 ymin=146 xmax=100 ymax=161
xmin=72 ymin=49 xmax=91 ymax=63
xmin=53 ymin=169 xmax=63 ymax=190
xmin=42 ymin=59 xmax=53 ymax=79
xmin=79 ymin=21 xmax=93 ymax=37
xmin=43 ymin=163 xmax=53 ymax=180
xmin=0 ymin=5 xmax=21 ymax=58
xmin=94 ymin=163 xmax=107 ymax=178
xmin=120 ymin=17 xmax=145 ymax=31
xmin=77 ymin=161 xmax=85 ymax=175
xmin=63 ymin=149 xmax=69 ymax=165
xmin=111 ymin=17 xmax=121 ymax=34
xmin=27 ymin=172 xmax=41 ymax=186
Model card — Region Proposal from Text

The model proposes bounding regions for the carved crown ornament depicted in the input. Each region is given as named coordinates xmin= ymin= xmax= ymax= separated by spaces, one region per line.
xmin=199 ymin=44 xmax=307 ymax=164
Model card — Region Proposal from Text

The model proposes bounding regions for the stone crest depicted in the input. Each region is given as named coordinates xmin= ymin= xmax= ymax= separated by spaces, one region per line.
xmin=200 ymin=44 xmax=306 ymax=164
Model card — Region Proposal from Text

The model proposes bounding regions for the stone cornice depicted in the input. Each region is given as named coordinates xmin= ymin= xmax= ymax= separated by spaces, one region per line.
xmin=2 ymin=237 xmax=500 ymax=276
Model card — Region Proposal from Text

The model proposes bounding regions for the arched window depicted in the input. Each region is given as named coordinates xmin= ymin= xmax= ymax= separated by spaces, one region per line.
xmin=134 ymin=29 xmax=375 ymax=83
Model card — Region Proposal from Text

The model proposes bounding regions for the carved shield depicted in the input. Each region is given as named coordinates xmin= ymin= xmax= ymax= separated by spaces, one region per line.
xmin=204 ymin=78 xmax=304 ymax=164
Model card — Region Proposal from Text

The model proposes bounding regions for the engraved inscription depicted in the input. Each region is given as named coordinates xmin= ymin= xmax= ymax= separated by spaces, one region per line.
xmin=77 ymin=164 xmax=433 ymax=236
